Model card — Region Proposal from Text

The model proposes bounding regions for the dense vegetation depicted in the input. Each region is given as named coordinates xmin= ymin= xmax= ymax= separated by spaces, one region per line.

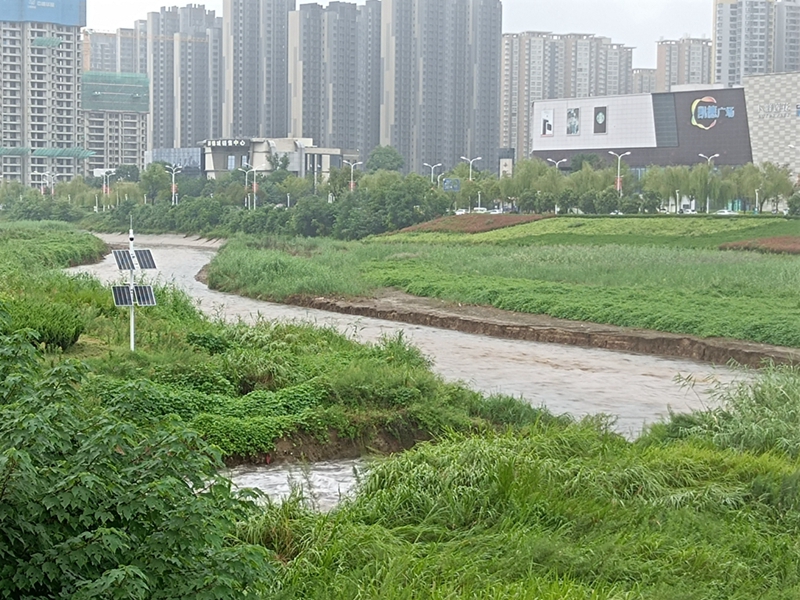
xmin=207 ymin=221 xmax=800 ymax=347
xmin=3 ymin=222 xmax=800 ymax=598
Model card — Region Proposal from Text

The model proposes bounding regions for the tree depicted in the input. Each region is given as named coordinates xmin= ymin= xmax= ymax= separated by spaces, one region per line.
xmin=758 ymin=162 xmax=793 ymax=212
xmin=365 ymin=146 xmax=405 ymax=172
xmin=138 ymin=163 xmax=171 ymax=203
xmin=114 ymin=164 xmax=140 ymax=183
xmin=0 ymin=328 xmax=271 ymax=598
xmin=570 ymin=153 xmax=603 ymax=171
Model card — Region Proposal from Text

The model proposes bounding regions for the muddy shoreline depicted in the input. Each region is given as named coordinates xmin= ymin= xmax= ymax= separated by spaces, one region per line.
xmin=281 ymin=291 xmax=800 ymax=368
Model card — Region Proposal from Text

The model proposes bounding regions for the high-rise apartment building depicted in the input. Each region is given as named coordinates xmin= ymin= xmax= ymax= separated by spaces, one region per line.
xmin=82 ymin=71 xmax=149 ymax=172
xmin=223 ymin=0 xmax=295 ymax=139
xmin=632 ymin=68 xmax=657 ymax=93
xmin=656 ymin=37 xmax=713 ymax=92
xmin=83 ymin=28 xmax=144 ymax=74
xmin=774 ymin=0 xmax=800 ymax=72
xmin=381 ymin=0 xmax=502 ymax=174
xmin=146 ymin=5 xmax=222 ymax=150
xmin=1 ymin=0 xmax=89 ymax=186
xmin=714 ymin=0 xmax=775 ymax=86
xmin=355 ymin=0 xmax=382 ymax=160
xmin=500 ymin=31 xmax=633 ymax=158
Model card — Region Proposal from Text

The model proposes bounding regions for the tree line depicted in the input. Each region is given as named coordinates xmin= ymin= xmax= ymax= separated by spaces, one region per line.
xmin=1 ymin=148 xmax=798 ymax=240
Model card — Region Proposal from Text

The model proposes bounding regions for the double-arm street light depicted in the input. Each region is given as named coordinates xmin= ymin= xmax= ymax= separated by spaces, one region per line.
xmin=238 ymin=165 xmax=255 ymax=209
xmin=460 ymin=156 xmax=482 ymax=181
xmin=165 ymin=164 xmax=182 ymax=206
xmin=423 ymin=162 xmax=442 ymax=185
xmin=547 ymin=158 xmax=567 ymax=169
xmin=608 ymin=151 xmax=631 ymax=198
xmin=343 ymin=159 xmax=363 ymax=191
xmin=699 ymin=154 xmax=719 ymax=213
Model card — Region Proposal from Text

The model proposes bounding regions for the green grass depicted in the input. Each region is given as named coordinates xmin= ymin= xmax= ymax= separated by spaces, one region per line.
xmin=239 ymin=404 xmax=800 ymax=599
xmin=382 ymin=215 xmax=799 ymax=248
xmin=208 ymin=233 xmax=800 ymax=347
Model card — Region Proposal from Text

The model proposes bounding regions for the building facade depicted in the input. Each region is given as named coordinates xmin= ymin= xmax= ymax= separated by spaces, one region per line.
xmin=82 ymin=71 xmax=149 ymax=172
xmin=529 ymin=88 xmax=753 ymax=169
xmin=223 ymin=0 xmax=295 ymax=139
xmin=0 ymin=0 xmax=89 ymax=186
xmin=381 ymin=0 xmax=502 ymax=174
xmin=656 ymin=37 xmax=713 ymax=92
xmin=743 ymin=71 xmax=800 ymax=174
xmin=633 ymin=68 xmax=657 ymax=93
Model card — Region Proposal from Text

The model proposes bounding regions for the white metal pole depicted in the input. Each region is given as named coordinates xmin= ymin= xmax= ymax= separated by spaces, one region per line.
xmin=129 ymin=228 xmax=135 ymax=352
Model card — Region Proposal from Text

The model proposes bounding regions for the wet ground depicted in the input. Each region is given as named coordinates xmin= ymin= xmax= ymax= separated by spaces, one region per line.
xmin=71 ymin=233 xmax=739 ymax=505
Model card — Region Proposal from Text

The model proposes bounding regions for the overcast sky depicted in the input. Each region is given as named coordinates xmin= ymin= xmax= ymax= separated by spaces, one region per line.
xmin=86 ymin=0 xmax=711 ymax=69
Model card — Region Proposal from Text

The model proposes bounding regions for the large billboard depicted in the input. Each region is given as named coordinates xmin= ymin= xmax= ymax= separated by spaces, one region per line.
xmin=530 ymin=88 xmax=752 ymax=168
xmin=5 ymin=0 xmax=87 ymax=27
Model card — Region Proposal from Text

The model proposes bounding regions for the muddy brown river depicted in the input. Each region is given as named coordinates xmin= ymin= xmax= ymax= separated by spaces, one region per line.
xmin=71 ymin=233 xmax=738 ymax=507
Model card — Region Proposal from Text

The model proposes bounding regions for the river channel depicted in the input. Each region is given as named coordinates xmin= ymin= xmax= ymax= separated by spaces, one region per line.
xmin=71 ymin=233 xmax=737 ymax=507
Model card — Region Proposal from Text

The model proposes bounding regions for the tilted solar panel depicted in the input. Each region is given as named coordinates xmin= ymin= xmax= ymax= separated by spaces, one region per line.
xmin=134 ymin=249 xmax=157 ymax=270
xmin=134 ymin=285 xmax=157 ymax=307
xmin=112 ymin=250 xmax=136 ymax=271
xmin=112 ymin=286 xmax=133 ymax=307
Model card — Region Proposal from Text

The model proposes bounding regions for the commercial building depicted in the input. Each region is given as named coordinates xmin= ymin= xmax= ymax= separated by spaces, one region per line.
xmin=529 ymin=88 xmax=753 ymax=169
xmin=743 ymin=71 xmax=800 ymax=174
xmin=381 ymin=0 xmax=502 ymax=174
xmin=222 ymin=0 xmax=295 ymax=139
xmin=0 ymin=0 xmax=90 ymax=186
xmin=500 ymin=31 xmax=634 ymax=159
xmin=82 ymin=71 xmax=149 ymax=172
xmin=656 ymin=37 xmax=713 ymax=92
xmin=200 ymin=137 xmax=342 ymax=182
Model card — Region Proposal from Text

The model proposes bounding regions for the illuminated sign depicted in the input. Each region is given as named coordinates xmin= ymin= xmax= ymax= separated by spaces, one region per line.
xmin=691 ymin=96 xmax=735 ymax=130
xmin=205 ymin=139 xmax=250 ymax=148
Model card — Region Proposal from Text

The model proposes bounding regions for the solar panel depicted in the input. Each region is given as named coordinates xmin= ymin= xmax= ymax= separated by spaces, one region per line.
xmin=112 ymin=286 xmax=133 ymax=307
xmin=134 ymin=285 xmax=157 ymax=307
xmin=113 ymin=250 xmax=136 ymax=271
xmin=134 ymin=249 xmax=157 ymax=270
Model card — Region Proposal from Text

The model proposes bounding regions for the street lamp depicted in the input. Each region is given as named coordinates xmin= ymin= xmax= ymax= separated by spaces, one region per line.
xmin=423 ymin=162 xmax=442 ymax=185
xmin=547 ymin=158 xmax=567 ymax=169
xmin=238 ymin=165 xmax=256 ymax=209
xmin=437 ymin=172 xmax=445 ymax=189
xmin=608 ymin=151 xmax=631 ymax=198
xmin=165 ymin=164 xmax=182 ymax=206
xmin=699 ymin=154 xmax=719 ymax=213
xmin=460 ymin=156 xmax=482 ymax=181
xmin=343 ymin=159 xmax=363 ymax=191
xmin=101 ymin=170 xmax=114 ymax=198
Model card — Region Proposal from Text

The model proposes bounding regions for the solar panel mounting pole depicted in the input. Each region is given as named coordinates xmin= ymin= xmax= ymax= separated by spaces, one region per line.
xmin=129 ymin=227 xmax=136 ymax=352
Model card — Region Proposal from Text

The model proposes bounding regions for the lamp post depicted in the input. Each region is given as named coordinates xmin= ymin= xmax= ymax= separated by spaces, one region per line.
xmin=101 ymin=170 xmax=114 ymax=198
xmin=608 ymin=151 xmax=631 ymax=198
xmin=675 ymin=189 xmax=681 ymax=214
xmin=343 ymin=159 xmax=363 ymax=191
xmin=460 ymin=156 xmax=482 ymax=181
xmin=547 ymin=158 xmax=567 ymax=169
xmin=699 ymin=154 xmax=719 ymax=213
xmin=165 ymin=164 xmax=182 ymax=206
xmin=423 ymin=162 xmax=442 ymax=185
xmin=238 ymin=165 xmax=255 ymax=209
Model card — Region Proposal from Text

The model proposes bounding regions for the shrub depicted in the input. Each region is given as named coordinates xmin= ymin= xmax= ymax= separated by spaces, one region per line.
xmin=2 ymin=298 xmax=86 ymax=351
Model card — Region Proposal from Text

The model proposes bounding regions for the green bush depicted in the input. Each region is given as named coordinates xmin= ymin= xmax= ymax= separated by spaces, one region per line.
xmin=2 ymin=299 xmax=86 ymax=351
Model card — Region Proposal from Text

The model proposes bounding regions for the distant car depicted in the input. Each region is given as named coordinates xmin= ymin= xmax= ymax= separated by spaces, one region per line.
xmin=455 ymin=209 xmax=467 ymax=215
xmin=715 ymin=209 xmax=737 ymax=215
xmin=682 ymin=209 xmax=698 ymax=215
xmin=610 ymin=210 xmax=624 ymax=215
xmin=488 ymin=209 xmax=503 ymax=215
xmin=472 ymin=207 xmax=488 ymax=214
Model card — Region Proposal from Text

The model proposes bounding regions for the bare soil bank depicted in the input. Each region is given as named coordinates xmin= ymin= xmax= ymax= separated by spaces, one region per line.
xmin=282 ymin=289 xmax=800 ymax=368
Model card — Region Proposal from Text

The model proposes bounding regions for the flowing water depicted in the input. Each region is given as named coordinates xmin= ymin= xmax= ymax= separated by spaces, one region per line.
xmin=71 ymin=233 xmax=738 ymax=506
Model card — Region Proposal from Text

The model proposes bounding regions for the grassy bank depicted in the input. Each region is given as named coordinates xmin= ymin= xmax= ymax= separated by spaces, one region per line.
xmin=207 ymin=228 xmax=800 ymax=347
xmin=239 ymin=366 xmax=800 ymax=598
xmin=0 ymin=222 xmax=550 ymax=461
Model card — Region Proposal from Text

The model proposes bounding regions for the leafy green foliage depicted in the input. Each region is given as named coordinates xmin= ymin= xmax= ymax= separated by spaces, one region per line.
xmin=2 ymin=298 xmax=86 ymax=351
xmin=0 ymin=331 xmax=271 ymax=598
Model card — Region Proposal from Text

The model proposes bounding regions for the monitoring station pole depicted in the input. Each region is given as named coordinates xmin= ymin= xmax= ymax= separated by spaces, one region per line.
xmin=112 ymin=227 xmax=158 ymax=352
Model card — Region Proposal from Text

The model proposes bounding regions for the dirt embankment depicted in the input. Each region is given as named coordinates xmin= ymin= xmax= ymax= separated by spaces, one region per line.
xmin=286 ymin=290 xmax=800 ymax=368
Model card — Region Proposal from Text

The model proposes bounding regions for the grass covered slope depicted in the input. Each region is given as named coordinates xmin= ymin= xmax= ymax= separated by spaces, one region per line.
xmin=241 ymin=369 xmax=800 ymax=599
xmin=208 ymin=229 xmax=800 ymax=347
